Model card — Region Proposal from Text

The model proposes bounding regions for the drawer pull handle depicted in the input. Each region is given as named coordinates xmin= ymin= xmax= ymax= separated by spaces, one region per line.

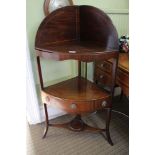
xmin=100 ymin=64 xmax=104 ymax=67
xmin=100 ymin=75 xmax=104 ymax=79
xmin=70 ymin=103 xmax=77 ymax=109
xmin=102 ymin=101 xmax=107 ymax=107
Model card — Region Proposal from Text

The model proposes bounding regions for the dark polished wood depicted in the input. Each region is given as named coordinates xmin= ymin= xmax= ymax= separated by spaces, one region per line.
xmin=78 ymin=61 xmax=81 ymax=77
xmin=35 ymin=6 xmax=119 ymax=145
xmin=42 ymin=104 xmax=49 ymax=138
xmin=37 ymin=56 xmax=44 ymax=89
xmin=47 ymin=114 xmax=106 ymax=132
xmin=41 ymin=77 xmax=111 ymax=114
xmin=35 ymin=6 xmax=118 ymax=55
xmin=35 ymin=42 xmax=118 ymax=61
xmin=94 ymin=53 xmax=129 ymax=96
xmin=116 ymin=53 xmax=129 ymax=96
xmin=80 ymin=6 xmax=118 ymax=49
xmin=105 ymin=108 xmax=113 ymax=145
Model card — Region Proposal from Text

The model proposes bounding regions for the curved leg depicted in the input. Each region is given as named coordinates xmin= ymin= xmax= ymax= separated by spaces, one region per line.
xmin=42 ymin=104 xmax=49 ymax=139
xmin=105 ymin=108 xmax=113 ymax=145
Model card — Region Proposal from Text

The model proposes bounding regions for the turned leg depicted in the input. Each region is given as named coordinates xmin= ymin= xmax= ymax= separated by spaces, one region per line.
xmin=105 ymin=108 xmax=113 ymax=145
xmin=42 ymin=104 xmax=49 ymax=139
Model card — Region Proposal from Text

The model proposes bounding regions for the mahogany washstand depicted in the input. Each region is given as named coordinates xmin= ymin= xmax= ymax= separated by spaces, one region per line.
xmin=35 ymin=5 xmax=119 ymax=145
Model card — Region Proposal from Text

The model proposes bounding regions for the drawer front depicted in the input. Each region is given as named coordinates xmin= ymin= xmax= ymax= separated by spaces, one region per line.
xmin=94 ymin=98 xmax=111 ymax=110
xmin=95 ymin=68 xmax=112 ymax=86
xmin=96 ymin=61 xmax=112 ymax=74
xmin=116 ymin=69 xmax=129 ymax=87
xmin=42 ymin=92 xmax=111 ymax=113
xmin=42 ymin=93 xmax=93 ymax=113
xmin=116 ymin=69 xmax=129 ymax=96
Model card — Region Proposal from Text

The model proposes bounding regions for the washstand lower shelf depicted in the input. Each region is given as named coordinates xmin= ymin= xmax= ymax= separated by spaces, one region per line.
xmin=41 ymin=77 xmax=113 ymax=145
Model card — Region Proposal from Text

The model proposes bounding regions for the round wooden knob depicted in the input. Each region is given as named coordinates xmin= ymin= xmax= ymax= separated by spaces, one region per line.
xmin=70 ymin=103 xmax=77 ymax=109
xmin=100 ymin=64 xmax=104 ymax=67
xmin=100 ymin=75 xmax=104 ymax=79
xmin=102 ymin=101 xmax=107 ymax=107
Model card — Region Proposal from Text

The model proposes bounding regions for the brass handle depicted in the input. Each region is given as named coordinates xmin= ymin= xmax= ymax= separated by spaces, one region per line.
xmin=102 ymin=101 xmax=107 ymax=107
xmin=70 ymin=103 xmax=77 ymax=109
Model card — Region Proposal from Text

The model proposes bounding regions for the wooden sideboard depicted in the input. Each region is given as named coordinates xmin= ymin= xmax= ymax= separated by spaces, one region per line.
xmin=94 ymin=53 xmax=129 ymax=96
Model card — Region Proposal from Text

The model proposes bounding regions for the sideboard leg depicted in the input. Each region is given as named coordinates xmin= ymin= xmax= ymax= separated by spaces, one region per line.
xmin=42 ymin=104 xmax=49 ymax=139
xmin=105 ymin=108 xmax=113 ymax=145
xmin=119 ymin=89 xmax=124 ymax=101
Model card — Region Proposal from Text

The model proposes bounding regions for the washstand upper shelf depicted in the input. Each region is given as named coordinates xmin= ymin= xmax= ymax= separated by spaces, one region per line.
xmin=35 ymin=5 xmax=119 ymax=111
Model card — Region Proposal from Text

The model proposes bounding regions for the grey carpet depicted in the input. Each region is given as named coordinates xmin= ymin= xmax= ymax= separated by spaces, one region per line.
xmin=27 ymin=109 xmax=129 ymax=155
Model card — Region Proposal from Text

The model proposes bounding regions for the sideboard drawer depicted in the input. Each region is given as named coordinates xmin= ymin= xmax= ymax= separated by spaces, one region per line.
xmin=96 ymin=61 xmax=112 ymax=74
xmin=94 ymin=53 xmax=129 ymax=96
xmin=95 ymin=68 xmax=112 ymax=86
xmin=116 ymin=69 xmax=129 ymax=95
xmin=116 ymin=69 xmax=129 ymax=87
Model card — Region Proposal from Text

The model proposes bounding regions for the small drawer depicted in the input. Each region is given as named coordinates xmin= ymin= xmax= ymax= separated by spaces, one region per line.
xmin=96 ymin=61 xmax=112 ymax=74
xmin=95 ymin=68 xmax=112 ymax=86
xmin=42 ymin=92 xmax=95 ymax=114
xmin=116 ymin=69 xmax=129 ymax=96
xmin=94 ymin=98 xmax=111 ymax=110
xmin=70 ymin=101 xmax=95 ymax=113
xmin=116 ymin=69 xmax=129 ymax=87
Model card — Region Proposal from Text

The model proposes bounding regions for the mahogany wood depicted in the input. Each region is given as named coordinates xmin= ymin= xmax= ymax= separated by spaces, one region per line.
xmin=116 ymin=53 xmax=129 ymax=96
xmin=43 ymin=77 xmax=110 ymax=101
xmin=111 ymin=58 xmax=118 ymax=98
xmin=35 ymin=43 xmax=118 ymax=61
xmin=35 ymin=6 xmax=119 ymax=145
xmin=79 ymin=6 xmax=118 ymax=50
xmin=78 ymin=61 xmax=81 ymax=77
xmin=105 ymin=108 xmax=113 ymax=145
xmin=42 ymin=104 xmax=49 ymax=138
xmin=94 ymin=53 xmax=129 ymax=96
xmin=47 ymin=114 xmax=106 ymax=132
xmin=41 ymin=77 xmax=111 ymax=114
xmin=35 ymin=6 xmax=118 ymax=57
xmin=37 ymin=56 xmax=44 ymax=89
xmin=95 ymin=68 xmax=112 ymax=87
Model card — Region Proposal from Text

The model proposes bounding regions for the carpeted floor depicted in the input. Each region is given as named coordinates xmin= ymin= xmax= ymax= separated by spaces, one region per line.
xmin=27 ymin=98 xmax=129 ymax=155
